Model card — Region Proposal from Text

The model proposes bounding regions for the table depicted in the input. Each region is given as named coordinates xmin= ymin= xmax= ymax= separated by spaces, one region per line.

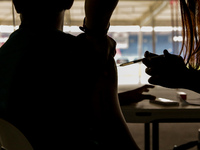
xmin=121 ymin=99 xmax=200 ymax=150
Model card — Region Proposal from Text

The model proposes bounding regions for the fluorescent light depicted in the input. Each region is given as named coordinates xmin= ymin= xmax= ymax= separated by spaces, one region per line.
xmin=154 ymin=26 xmax=172 ymax=32
xmin=141 ymin=26 xmax=153 ymax=32
xmin=173 ymin=36 xmax=183 ymax=42
xmin=108 ymin=26 xmax=140 ymax=32
xmin=0 ymin=37 xmax=8 ymax=43
xmin=154 ymin=26 xmax=182 ymax=32
xmin=0 ymin=25 xmax=14 ymax=33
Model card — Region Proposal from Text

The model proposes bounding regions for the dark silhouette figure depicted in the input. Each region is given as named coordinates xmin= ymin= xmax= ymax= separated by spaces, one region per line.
xmin=0 ymin=0 xmax=141 ymax=149
xmin=143 ymin=0 xmax=200 ymax=93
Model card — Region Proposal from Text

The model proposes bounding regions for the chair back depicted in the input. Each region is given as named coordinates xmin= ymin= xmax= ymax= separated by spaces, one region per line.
xmin=0 ymin=119 xmax=33 ymax=150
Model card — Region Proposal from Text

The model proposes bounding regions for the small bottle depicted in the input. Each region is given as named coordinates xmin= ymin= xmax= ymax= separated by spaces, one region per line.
xmin=177 ymin=92 xmax=188 ymax=106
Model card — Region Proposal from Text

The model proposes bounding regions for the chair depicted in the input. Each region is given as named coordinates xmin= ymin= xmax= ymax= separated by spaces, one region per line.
xmin=173 ymin=141 xmax=199 ymax=150
xmin=173 ymin=129 xmax=200 ymax=150
xmin=0 ymin=119 xmax=33 ymax=150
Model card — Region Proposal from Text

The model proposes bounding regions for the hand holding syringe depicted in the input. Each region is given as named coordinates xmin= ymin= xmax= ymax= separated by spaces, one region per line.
xmin=120 ymin=54 xmax=164 ymax=67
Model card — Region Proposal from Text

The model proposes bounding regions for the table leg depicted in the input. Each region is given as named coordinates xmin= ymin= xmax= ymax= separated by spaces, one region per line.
xmin=152 ymin=122 xmax=159 ymax=150
xmin=145 ymin=123 xmax=150 ymax=150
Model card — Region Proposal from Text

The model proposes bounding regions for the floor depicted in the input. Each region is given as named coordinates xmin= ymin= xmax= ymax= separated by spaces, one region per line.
xmin=118 ymin=84 xmax=200 ymax=150
xmin=127 ymin=123 xmax=200 ymax=150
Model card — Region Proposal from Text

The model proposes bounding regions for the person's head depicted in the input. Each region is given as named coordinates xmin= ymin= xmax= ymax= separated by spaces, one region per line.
xmin=12 ymin=0 xmax=74 ymax=30
xmin=13 ymin=0 xmax=74 ymax=15
xmin=179 ymin=0 xmax=200 ymax=69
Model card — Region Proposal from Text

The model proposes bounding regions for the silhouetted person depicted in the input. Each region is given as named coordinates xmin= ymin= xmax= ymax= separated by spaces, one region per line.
xmin=0 ymin=0 xmax=141 ymax=149
xmin=143 ymin=0 xmax=200 ymax=94
xmin=0 ymin=0 xmax=86 ymax=149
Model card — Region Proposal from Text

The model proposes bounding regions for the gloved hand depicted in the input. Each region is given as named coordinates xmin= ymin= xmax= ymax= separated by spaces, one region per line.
xmin=142 ymin=50 xmax=188 ymax=89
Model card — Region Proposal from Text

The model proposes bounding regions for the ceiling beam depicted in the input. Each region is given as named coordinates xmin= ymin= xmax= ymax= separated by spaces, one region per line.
xmin=140 ymin=1 xmax=168 ymax=26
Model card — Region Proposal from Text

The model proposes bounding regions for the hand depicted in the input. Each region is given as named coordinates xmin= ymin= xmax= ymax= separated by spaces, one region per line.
xmin=118 ymin=85 xmax=156 ymax=105
xmin=142 ymin=50 xmax=188 ymax=88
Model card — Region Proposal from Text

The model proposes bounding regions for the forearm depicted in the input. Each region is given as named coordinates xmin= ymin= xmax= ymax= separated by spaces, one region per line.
xmin=84 ymin=0 xmax=118 ymax=31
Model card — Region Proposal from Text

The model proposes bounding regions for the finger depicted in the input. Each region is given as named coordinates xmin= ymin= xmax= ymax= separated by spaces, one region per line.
xmin=163 ymin=49 xmax=177 ymax=61
xmin=141 ymin=84 xmax=155 ymax=92
xmin=145 ymin=67 xmax=153 ymax=75
xmin=148 ymin=76 xmax=160 ymax=85
xmin=164 ymin=50 xmax=185 ymax=68
xmin=136 ymin=84 xmax=155 ymax=93
xmin=144 ymin=51 xmax=158 ymax=58
xmin=164 ymin=49 xmax=183 ymax=61
xmin=140 ymin=84 xmax=155 ymax=92
xmin=139 ymin=86 xmax=150 ymax=92
xmin=163 ymin=49 xmax=170 ymax=56
xmin=142 ymin=84 xmax=155 ymax=89
xmin=144 ymin=51 xmax=150 ymax=57
xmin=143 ymin=52 xmax=162 ymax=67
xmin=142 ymin=58 xmax=151 ymax=67
xmin=143 ymin=88 xmax=149 ymax=92
xmin=136 ymin=86 xmax=149 ymax=92
xmin=144 ymin=56 xmax=165 ymax=70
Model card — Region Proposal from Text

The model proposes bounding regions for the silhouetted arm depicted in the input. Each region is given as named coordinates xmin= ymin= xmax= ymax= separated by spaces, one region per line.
xmin=118 ymin=85 xmax=156 ymax=105
xmin=82 ymin=0 xmax=140 ymax=149
xmin=84 ymin=0 xmax=118 ymax=34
